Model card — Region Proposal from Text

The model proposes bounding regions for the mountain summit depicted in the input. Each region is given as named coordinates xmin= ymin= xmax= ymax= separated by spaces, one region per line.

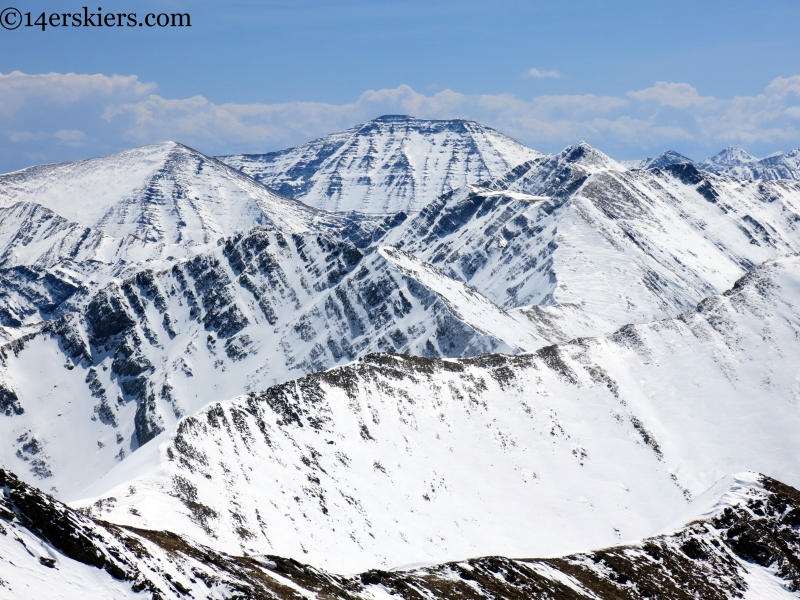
xmin=700 ymin=145 xmax=800 ymax=179
xmin=0 ymin=142 xmax=321 ymax=245
xmin=624 ymin=149 xmax=694 ymax=169
xmin=700 ymin=146 xmax=760 ymax=169
xmin=218 ymin=115 xmax=542 ymax=213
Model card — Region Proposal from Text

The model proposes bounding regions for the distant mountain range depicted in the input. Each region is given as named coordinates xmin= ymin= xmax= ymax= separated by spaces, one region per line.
xmin=623 ymin=145 xmax=800 ymax=179
xmin=3 ymin=115 xmax=800 ymax=597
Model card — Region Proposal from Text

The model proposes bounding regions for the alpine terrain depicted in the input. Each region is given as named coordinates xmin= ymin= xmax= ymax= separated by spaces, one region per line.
xmin=2 ymin=116 xmax=800 ymax=598
xmin=625 ymin=145 xmax=800 ymax=180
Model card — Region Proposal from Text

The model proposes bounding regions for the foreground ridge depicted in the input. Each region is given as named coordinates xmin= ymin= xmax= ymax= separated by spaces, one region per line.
xmin=68 ymin=253 xmax=800 ymax=572
xmin=2 ymin=468 xmax=799 ymax=598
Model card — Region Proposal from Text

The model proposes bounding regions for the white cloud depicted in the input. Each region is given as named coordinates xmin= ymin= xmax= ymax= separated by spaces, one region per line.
xmin=7 ymin=131 xmax=45 ymax=143
xmin=524 ymin=68 xmax=561 ymax=79
xmin=0 ymin=71 xmax=154 ymax=116
xmin=2 ymin=70 xmax=800 ymax=170
xmin=96 ymin=78 xmax=800 ymax=153
xmin=628 ymin=81 xmax=719 ymax=110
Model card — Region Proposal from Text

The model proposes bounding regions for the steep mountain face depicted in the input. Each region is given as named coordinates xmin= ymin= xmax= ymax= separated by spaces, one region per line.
xmin=368 ymin=142 xmax=800 ymax=337
xmin=3 ymin=468 xmax=800 ymax=599
xmin=471 ymin=143 xmax=800 ymax=326
xmin=755 ymin=148 xmax=800 ymax=179
xmin=3 ymin=217 xmax=566 ymax=498
xmin=218 ymin=115 xmax=543 ymax=213
xmin=0 ymin=142 xmax=326 ymax=245
xmin=0 ymin=201 xmax=189 ymax=327
xmin=0 ymin=142 xmax=374 ymax=328
xmin=70 ymin=254 xmax=800 ymax=572
xmin=701 ymin=146 xmax=760 ymax=171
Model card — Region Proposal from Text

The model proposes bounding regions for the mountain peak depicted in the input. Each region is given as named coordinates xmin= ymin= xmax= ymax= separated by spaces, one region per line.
xmin=558 ymin=141 xmax=624 ymax=171
xmin=640 ymin=150 xmax=695 ymax=169
xmin=371 ymin=114 xmax=417 ymax=122
xmin=219 ymin=117 xmax=543 ymax=213
xmin=0 ymin=142 xmax=319 ymax=245
xmin=702 ymin=146 xmax=759 ymax=167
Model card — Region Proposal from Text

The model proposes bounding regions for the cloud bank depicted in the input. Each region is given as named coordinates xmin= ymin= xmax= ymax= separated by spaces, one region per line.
xmin=525 ymin=68 xmax=561 ymax=79
xmin=1 ymin=70 xmax=800 ymax=171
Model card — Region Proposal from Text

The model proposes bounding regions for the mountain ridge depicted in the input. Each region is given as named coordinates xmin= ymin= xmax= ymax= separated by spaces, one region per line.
xmin=625 ymin=145 xmax=800 ymax=180
xmin=3 ymin=467 xmax=800 ymax=598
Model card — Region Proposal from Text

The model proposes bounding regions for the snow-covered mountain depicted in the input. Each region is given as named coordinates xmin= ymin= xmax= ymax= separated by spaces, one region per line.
xmin=701 ymin=146 xmax=800 ymax=180
xmin=0 ymin=142 xmax=370 ymax=327
xmin=0 ymin=226 xmax=510 ymax=495
xmin=5 ymin=140 xmax=800 ymax=503
xmin=625 ymin=145 xmax=800 ymax=180
xmin=4 ymin=127 xmax=800 ymax=594
xmin=621 ymin=149 xmax=694 ymax=169
xmin=0 ymin=141 xmax=327 ymax=245
xmin=448 ymin=142 xmax=800 ymax=324
xmin=218 ymin=115 xmax=543 ymax=213
xmin=66 ymin=254 xmax=800 ymax=572
xmin=3 ymin=468 xmax=799 ymax=598
xmin=701 ymin=145 xmax=760 ymax=171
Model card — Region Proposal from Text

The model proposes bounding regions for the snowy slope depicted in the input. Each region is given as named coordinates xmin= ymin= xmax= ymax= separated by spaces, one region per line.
xmin=0 ymin=201 xmax=200 ymax=326
xmin=5 ymin=131 xmax=800 ymax=592
xmin=0 ymin=224 xmax=535 ymax=499
xmin=218 ymin=115 xmax=543 ymax=213
xmin=379 ymin=246 xmax=612 ymax=349
xmin=701 ymin=146 xmax=800 ymax=180
xmin=0 ymin=142 xmax=326 ymax=244
xmin=4 ymin=467 xmax=800 ymax=598
xmin=6 ymin=140 xmax=800 ymax=505
xmin=0 ymin=142 xmax=380 ymax=326
xmin=454 ymin=143 xmax=800 ymax=327
xmin=68 ymin=254 xmax=800 ymax=572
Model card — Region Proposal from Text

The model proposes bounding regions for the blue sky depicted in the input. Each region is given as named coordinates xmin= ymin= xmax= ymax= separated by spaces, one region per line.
xmin=1 ymin=0 xmax=800 ymax=171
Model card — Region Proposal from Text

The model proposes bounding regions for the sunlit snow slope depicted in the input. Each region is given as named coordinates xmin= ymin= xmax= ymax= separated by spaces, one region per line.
xmin=4 ymin=468 xmax=800 ymax=598
xmin=4 ymin=129 xmax=800 ymax=591
xmin=219 ymin=115 xmax=543 ymax=213
xmin=6 ymin=139 xmax=800 ymax=505
xmin=0 ymin=141 xmax=323 ymax=244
